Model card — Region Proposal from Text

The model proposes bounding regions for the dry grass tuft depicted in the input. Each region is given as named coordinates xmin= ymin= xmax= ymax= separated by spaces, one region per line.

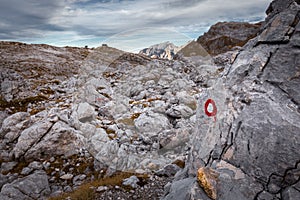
xmin=0 ymin=95 xmax=48 ymax=113
xmin=48 ymin=172 xmax=149 ymax=200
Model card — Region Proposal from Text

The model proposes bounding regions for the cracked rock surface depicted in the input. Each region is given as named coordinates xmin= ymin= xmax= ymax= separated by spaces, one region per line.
xmin=162 ymin=0 xmax=300 ymax=199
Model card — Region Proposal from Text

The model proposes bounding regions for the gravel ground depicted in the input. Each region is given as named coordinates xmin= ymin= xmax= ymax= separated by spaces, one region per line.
xmin=95 ymin=175 xmax=172 ymax=200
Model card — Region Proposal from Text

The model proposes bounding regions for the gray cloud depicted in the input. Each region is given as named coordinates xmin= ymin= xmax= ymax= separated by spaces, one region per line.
xmin=0 ymin=0 xmax=272 ymax=47
xmin=0 ymin=0 xmax=64 ymax=39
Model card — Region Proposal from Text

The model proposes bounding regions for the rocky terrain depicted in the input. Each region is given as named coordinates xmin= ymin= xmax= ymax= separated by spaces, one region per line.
xmin=0 ymin=38 xmax=219 ymax=199
xmin=0 ymin=0 xmax=299 ymax=199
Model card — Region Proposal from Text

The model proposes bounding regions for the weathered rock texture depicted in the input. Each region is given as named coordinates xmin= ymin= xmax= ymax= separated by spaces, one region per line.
xmin=163 ymin=0 xmax=300 ymax=199
xmin=0 ymin=170 xmax=50 ymax=200
xmin=197 ymin=21 xmax=262 ymax=55
xmin=73 ymin=43 xmax=217 ymax=173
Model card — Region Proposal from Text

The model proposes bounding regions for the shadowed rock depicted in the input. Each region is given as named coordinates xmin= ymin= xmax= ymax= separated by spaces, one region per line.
xmin=197 ymin=21 xmax=262 ymax=55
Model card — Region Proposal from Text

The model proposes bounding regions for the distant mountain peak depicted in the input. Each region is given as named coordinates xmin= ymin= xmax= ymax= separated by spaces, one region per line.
xmin=139 ymin=41 xmax=180 ymax=60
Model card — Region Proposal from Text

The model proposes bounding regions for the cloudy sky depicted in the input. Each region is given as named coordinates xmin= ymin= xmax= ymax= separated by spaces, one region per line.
xmin=0 ymin=0 xmax=272 ymax=51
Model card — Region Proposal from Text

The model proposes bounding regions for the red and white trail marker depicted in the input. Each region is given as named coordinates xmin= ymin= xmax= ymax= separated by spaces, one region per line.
xmin=204 ymin=99 xmax=217 ymax=122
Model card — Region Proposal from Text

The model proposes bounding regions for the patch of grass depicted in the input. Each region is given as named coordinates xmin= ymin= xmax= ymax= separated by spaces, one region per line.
xmin=142 ymin=103 xmax=149 ymax=108
xmin=186 ymin=101 xmax=197 ymax=111
xmin=103 ymin=71 xmax=117 ymax=79
xmin=99 ymin=92 xmax=112 ymax=100
xmin=130 ymin=112 xmax=141 ymax=120
xmin=146 ymin=97 xmax=161 ymax=102
xmin=29 ymin=107 xmax=45 ymax=115
xmin=117 ymin=117 xmax=134 ymax=126
xmin=39 ymin=87 xmax=55 ymax=95
xmin=96 ymin=86 xmax=106 ymax=91
xmin=172 ymin=159 xmax=185 ymax=169
xmin=49 ymin=183 xmax=95 ymax=200
xmin=51 ymin=79 xmax=61 ymax=85
xmin=44 ymin=155 xmax=99 ymax=183
xmin=129 ymin=97 xmax=161 ymax=106
xmin=104 ymin=128 xmax=117 ymax=140
xmin=116 ymin=112 xmax=141 ymax=127
xmin=5 ymin=161 xmax=30 ymax=175
xmin=0 ymin=95 xmax=48 ymax=113
xmin=48 ymin=172 xmax=149 ymax=200
xmin=217 ymin=67 xmax=225 ymax=73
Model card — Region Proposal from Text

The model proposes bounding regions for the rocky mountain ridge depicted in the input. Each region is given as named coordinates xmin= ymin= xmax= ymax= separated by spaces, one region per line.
xmin=197 ymin=21 xmax=262 ymax=55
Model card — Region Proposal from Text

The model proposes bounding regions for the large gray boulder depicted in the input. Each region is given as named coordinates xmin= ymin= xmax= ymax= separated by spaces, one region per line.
xmin=24 ymin=121 xmax=84 ymax=160
xmin=163 ymin=0 xmax=300 ymax=199
xmin=0 ymin=112 xmax=29 ymax=140
xmin=12 ymin=120 xmax=53 ymax=159
xmin=77 ymin=102 xmax=95 ymax=123
xmin=134 ymin=111 xmax=172 ymax=136
xmin=0 ymin=170 xmax=50 ymax=200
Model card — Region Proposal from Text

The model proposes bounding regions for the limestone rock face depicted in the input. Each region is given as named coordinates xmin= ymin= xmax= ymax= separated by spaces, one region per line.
xmin=0 ymin=170 xmax=50 ymax=200
xmin=197 ymin=21 xmax=262 ymax=55
xmin=13 ymin=120 xmax=54 ymax=159
xmin=24 ymin=121 xmax=84 ymax=160
xmin=163 ymin=0 xmax=300 ymax=199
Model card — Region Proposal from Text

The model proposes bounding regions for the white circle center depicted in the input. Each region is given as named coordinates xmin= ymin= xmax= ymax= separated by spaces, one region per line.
xmin=207 ymin=103 xmax=214 ymax=113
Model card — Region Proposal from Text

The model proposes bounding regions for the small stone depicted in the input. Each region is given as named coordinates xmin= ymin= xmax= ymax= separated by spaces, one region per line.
xmin=122 ymin=175 xmax=140 ymax=188
xmin=197 ymin=167 xmax=218 ymax=200
xmin=147 ymin=162 xmax=159 ymax=170
xmin=102 ymin=120 xmax=112 ymax=125
xmin=50 ymin=190 xmax=63 ymax=197
xmin=115 ymin=185 xmax=120 ymax=189
xmin=8 ymin=173 xmax=18 ymax=182
xmin=135 ymin=169 xmax=146 ymax=174
xmin=21 ymin=167 xmax=33 ymax=175
xmin=60 ymin=174 xmax=73 ymax=180
xmin=64 ymin=186 xmax=72 ymax=192
xmin=28 ymin=161 xmax=43 ymax=170
xmin=77 ymin=102 xmax=95 ymax=123
xmin=96 ymin=186 xmax=108 ymax=192
xmin=49 ymin=177 xmax=56 ymax=183
xmin=1 ymin=162 xmax=18 ymax=173
xmin=49 ymin=157 xmax=55 ymax=162
xmin=49 ymin=115 xmax=59 ymax=123
xmin=73 ymin=174 xmax=87 ymax=185
xmin=43 ymin=162 xmax=51 ymax=170
xmin=155 ymin=164 xmax=181 ymax=177
xmin=78 ymin=174 xmax=87 ymax=181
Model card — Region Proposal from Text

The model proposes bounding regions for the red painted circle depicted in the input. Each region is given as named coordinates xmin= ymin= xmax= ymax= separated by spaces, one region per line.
xmin=204 ymin=99 xmax=217 ymax=117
